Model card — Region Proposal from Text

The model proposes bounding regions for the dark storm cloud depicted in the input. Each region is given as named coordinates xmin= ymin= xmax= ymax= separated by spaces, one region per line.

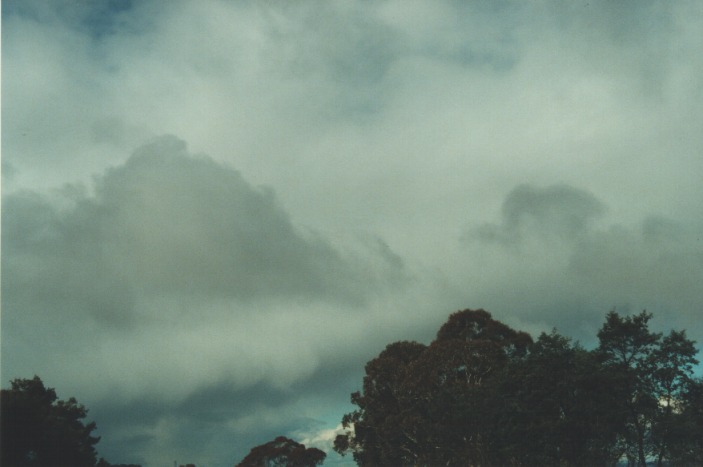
xmin=463 ymin=184 xmax=703 ymax=344
xmin=95 ymin=380 xmax=293 ymax=434
xmin=2 ymin=188 xmax=138 ymax=341
xmin=95 ymin=136 xmax=391 ymax=303
xmin=2 ymin=136 xmax=406 ymax=325
xmin=2 ymin=0 xmax=140 ymax=39
xmin=1 ymin=136 xmax=412 ymax=428
xmin=1 ymin=134 xmax=415 ymax=466
xmin=91 ymin=380 xmax=302 ymax=466
xmin=473 ymin=184 xmax=607 ymax=245
xmin=90 ymin=364 xmax=364 ymax=465
xmin=569 ymin=216 xmax=703 ymax=308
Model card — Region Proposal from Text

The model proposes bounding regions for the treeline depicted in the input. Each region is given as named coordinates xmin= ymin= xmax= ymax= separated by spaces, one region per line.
xmin=3 ymin=309 xmax=702 ymax=466
xmin=334 ymin=309 xmax=703 ymax=466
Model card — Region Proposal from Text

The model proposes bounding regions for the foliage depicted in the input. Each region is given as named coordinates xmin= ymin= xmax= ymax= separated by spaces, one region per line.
xmin=596 ymin=311 xmax=700 ymax=466
xmin=1 ymin=376 xmax=101 ymax=467
xmin=336 ymin=309 xmax=702 ymax=467
xmin=335 ymin=309 xmax=533 ymax=466
xmin=235 ymin=436 xmax=326 ymax=467
xmin=666 ymin=378 xmax=703 ymax=465
xmin=489 ymin=330 xmax=627 ymax=466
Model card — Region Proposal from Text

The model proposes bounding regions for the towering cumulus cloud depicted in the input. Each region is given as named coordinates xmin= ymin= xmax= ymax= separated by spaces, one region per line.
xmin=2 ymin=137 xmax=411 ymax=465
xmin=4 ymin=136 xmax=405 ymax=316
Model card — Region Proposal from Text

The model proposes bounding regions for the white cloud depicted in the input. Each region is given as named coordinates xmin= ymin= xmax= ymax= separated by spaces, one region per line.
xmin=297 ymin=422 xmax=345 ymax=449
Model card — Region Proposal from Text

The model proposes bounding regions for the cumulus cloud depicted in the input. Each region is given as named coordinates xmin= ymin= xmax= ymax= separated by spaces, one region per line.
xmin=4 ymin=135 xmax=406 ymax=313
xmin=1 ymin=136 xmax=415 ymax=464
xmin=472 ymin=184 xmax=607 ymax=245
xmin=460 ymin=184 xmax=703 ymax=343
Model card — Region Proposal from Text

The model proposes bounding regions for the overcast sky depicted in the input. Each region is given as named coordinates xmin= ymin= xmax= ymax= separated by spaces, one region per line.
xmin=2 ymin=1 xmax=703 ymax=466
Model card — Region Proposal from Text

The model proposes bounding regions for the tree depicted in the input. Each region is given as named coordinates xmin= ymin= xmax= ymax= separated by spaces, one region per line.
xmin=235 ymin=436 xmax=326 ymax=467
xmin=1 ymin=376 xmax=101 ymax=467
xmin=489 ymin=330 xmax=627 ymax=466
xmin=435 ymin=308 xmax=532 ymax=358
xmin=597 ymin=310 xmax=662 ymax=466
xmin=335 ymin=309 xmax=532 ymax=466
xmin=649 ymin=330 xmax=699 ymax=466
xmin=666 ymin=378 xmax=703 ymax=465
xmin=337 ymin=308 xmax=699 ymax=466
xmin=597 ymin=310 xmax=700 ymax=466
xmin=335 ymin=341 xmax=427 ymax=466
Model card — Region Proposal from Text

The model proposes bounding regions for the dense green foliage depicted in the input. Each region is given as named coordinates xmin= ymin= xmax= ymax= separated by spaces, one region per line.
xmin=335 ymin=309 xmax=703 ymax=466
xmin=1 ymin=376 xmax=101 ymax=467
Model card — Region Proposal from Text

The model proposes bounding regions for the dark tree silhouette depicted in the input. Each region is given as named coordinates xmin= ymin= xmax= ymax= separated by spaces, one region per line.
xmin=648 ymin=329 xmax=699 ymax=466
xmin=336 ymin=308 xmax=701 ymax=467
xmin=665 ymin=377 xmax=703 ymax=465
xmin=489 ymin=330 xmax=628 ymax=466
xmin=335 ymin=341 xmax=427 ymax=465
xmin=235 ymin=436 xmax=325 ymax=467
xmin=335 ymin=309 xmax=532 ymax=466
xmin=1 ymin=376 xmax=101 ymax=467
xmin=598 ymin=311 xmax=698 ymax=466
xmin=435 ymin=308 xmax=532 ymax=358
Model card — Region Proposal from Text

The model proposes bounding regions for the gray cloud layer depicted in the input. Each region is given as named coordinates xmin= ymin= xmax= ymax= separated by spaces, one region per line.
xmin=2 ymin=136 xmax=413 ymax=465
xmin=3 ymin=0 xmax=703 ymax=466
xmin=461 ymin=184 xmax=703 ymax=343
xmin=473 ymin=184 xmax=607 ymax=244
xmin=4 ymin=135 xmax=406 ymax=313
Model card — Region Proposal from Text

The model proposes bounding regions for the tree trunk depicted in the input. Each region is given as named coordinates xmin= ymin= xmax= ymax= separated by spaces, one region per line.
xmin=635 ymin=423 xmax=647 ymax=467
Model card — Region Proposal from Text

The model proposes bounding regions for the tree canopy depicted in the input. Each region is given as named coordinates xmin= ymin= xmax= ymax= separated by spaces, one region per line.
xmin=235 ymin=436 xmax=326 ymax=467
xmin=1 ymin=376 xmax=101 ymax=467
xmin=335 ymin=308 xmax=703 ymax=466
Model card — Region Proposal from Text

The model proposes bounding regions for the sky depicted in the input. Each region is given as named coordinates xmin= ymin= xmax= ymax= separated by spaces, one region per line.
xmin=2 ymin=0 xmax=703 ymax=465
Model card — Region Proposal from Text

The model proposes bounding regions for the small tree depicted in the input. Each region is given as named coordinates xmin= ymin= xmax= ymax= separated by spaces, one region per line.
xmin=235 ymin=436 xmax=325 ymax=467
xmin=1 ymin=376 xmax=101 ymax=467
